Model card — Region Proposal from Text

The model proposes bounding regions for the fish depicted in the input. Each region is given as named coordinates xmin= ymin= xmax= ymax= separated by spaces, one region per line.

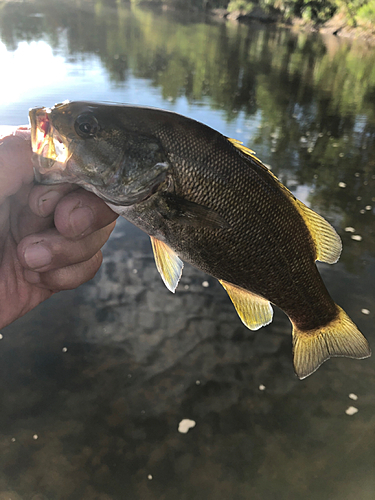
xmin=29 ymin=101 xmax=371 ymax=379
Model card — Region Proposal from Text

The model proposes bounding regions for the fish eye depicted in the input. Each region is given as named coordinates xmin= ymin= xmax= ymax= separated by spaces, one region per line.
xmin=74 ymin=113 xmax=99 ymax=138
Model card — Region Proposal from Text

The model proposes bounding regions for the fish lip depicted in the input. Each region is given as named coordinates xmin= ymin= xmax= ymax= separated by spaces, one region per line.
xmin=32 ymin=155 xmax=70 ymax=185
xmin=29 ymin=106 xmax=71 ymax=178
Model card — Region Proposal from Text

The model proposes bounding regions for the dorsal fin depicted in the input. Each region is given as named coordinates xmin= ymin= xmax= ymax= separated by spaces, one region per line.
xmin=150 ymin=237 xmax=183 ymax=293
xmin=228 ymin=137 xmax=283 ymax=182
xmin=228 ymin=137 xmax=342 ymax=265
xmin=228 ymin=138 xmax=267 ymax=169
xmin=220 ymin=280 xmax=273 ymax=330
xmin=294 ymin=199 xmax=342 ymax=264
xmin=228 ymin=138 xmax=257 ymax=158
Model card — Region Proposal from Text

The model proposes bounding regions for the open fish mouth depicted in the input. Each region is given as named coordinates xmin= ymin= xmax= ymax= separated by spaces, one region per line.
xmin=29 ymin=104 xmax=170 ymax=204
xmin=29 ymin=106 xmax=71 ymax=178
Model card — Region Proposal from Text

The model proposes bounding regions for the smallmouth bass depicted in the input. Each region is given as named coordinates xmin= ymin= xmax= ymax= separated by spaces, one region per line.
xmin=29 ymin=102 xmax=371 ymax=379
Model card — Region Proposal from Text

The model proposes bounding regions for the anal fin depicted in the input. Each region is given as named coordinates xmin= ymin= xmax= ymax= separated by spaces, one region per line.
xmin=220 ymin=280 xmax=273 ymax=330
xmin=292 ymin=305 xmax=371 ymax=379
xmin=151 ymin=237 xmax=183 ymax=293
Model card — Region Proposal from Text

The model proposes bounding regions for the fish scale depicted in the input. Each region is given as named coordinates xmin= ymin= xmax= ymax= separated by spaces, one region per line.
xmin=158 ymin=129 xmax=314 ymax=309
xmin=29 ymin=101 xmax=371 ymax=379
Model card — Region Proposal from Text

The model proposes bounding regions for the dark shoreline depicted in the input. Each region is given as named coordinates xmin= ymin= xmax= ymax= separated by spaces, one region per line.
xmin=211 ymin=7 xmax=375 ymax=44
xmin=146 ymin=1 xmax=375 ymax=45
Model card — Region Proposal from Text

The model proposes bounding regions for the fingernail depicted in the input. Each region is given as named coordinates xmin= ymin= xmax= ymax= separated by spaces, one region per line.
xmin=24 ymin=243 xmax=52 ymax=269
xmin=69 ymin=206 xmax=94 ymax=236
xmin=38 ymin=190 xmax=61 ymax=216
xmin=24 ymin=270 xmax=41 ymax=284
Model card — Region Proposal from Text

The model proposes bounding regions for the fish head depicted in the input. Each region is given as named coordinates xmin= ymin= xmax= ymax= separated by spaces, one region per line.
xmin=29 ymin=101 xmax=170 ymax=205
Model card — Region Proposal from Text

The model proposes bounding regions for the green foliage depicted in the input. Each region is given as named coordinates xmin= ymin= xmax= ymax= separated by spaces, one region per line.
xmin=357 ymin=0 xmax=375 ymax=22
xmin=335 ymin=0 xmax=368 ymax=25
xmin=227 ymin=0 xmax=255 ymax=13
xmin=228 ymin=0 xmax=374 ymax=25
xmin=300 ymin=1 xmax=337 ymax=22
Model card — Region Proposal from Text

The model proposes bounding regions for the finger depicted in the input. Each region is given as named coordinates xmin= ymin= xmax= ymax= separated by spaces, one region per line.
xmin=0 ymin=126 xmax=30 ymax=140
xmin=18 ymin=221 xmax=115 ymax=272
xmin=28 ymin=183 xmax=80 ymax=218
xmin=24 ymin=251 xmax=103 ymax=291
xmin=19 ymin=184 xmax=95 ymax=243
xmin=0 ymin=126 xmax=19 ymax=138
xmin=10 ymin=195 xmax=54 ymax=244
xmin=0 ymin=132 xmax=33 ymax=241
xmin=54 ymin=189 xmax=118 ymax=239
xmin=14 ymin=127 xmax=31 ymax=140
xmin=0 ymin=134 xmax=33 ymax=205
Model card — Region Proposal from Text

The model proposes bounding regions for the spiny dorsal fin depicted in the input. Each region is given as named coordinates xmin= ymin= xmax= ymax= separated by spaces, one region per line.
xmin=150 ymin=237 xmax=183 ymax=293
xmin=294 ymin=199 xmax=342 ymax=264
xmin=292 ymin=306 xmax=371 ymax=379
xmin=228 ymin=138 xmax=257 ymax=158
xmin=228 ymin=137 xmax=342 ymax=265
xmin=228 ymin=138 xmax=269 ymax=171
xmin=228 ymin=137 xmax=292 ymax=187
xmin=220 ymin=280 xmax=273 ymax=330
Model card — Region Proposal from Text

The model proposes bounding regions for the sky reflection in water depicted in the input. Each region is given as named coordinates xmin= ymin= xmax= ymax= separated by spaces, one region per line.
xmin=0 ymin=1 xmax=374 ymax=499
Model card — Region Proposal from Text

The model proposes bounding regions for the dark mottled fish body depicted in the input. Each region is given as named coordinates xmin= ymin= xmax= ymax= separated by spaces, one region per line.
xmin=29 ymin=102 xmax=371 ymax=378
xmin=118 ymin=110 xmax=333 ymax=329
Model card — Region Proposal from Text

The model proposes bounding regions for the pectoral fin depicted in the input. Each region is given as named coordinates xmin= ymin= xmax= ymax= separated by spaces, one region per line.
xmin=151 ymin=237 xmax=183 ymax=293
xmin=162 ymin=194 xmax=230 ymax=229
xmin=220 ymin=280 xmax=273 ymax=330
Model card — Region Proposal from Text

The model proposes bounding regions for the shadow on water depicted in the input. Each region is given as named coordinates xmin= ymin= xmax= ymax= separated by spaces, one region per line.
xmin=0 ymin=1 xmax=374 ymax=499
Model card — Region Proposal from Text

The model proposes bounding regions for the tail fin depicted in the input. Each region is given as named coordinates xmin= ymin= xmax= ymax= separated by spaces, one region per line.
xmin=292 ymin=306 xmax=371 ymax=379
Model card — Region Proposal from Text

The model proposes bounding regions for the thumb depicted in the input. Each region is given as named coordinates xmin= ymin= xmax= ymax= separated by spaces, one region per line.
xmin=0 ymin=128 xmax=33 ymax=205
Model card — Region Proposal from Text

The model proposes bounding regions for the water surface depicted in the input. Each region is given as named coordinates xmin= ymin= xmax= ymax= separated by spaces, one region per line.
xmin=0 ymin=1 xmax=374 ymax=499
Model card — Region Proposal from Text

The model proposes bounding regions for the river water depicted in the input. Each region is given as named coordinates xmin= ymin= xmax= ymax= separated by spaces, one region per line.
xmin=0 ymin=1 xmax=374 ymax=499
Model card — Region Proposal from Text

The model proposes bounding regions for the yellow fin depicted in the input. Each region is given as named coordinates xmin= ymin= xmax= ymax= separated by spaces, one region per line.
xmin=150 ymin=237 xmax=183 ymax=293
xmin=227 ymin=138 xmax=262 ymax=165
xmin=220 ymin=280 xmax=273 ymax=330
xmin=292 ymin=306 xmax=371 ymax=379
xmin=228 ymin=138 xmax=257 ymax=157
xmin=294 ymin=200 xmax=342 ymax=264
xmin=228 ymin=137 xmax=285 ymax=183
xmin=229 ymin=136 xmax=341 ymax=264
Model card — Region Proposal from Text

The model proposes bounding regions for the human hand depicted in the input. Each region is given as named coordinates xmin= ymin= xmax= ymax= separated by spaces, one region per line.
xmin=0 ymin=127 xmax=118 ymax=329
